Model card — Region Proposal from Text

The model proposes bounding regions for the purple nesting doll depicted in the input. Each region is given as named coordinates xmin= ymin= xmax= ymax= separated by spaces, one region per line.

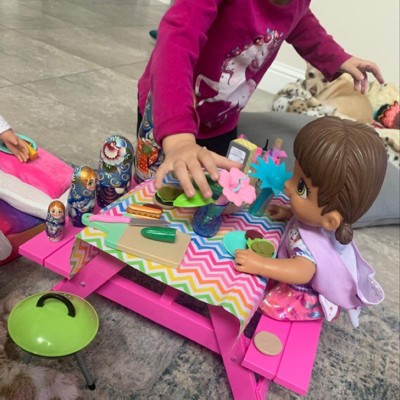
xmin=45 ymin=200 xmax=66 ymax=242
xmin=67 ymin=166 xmax=96 ymax=227
xmin=96 ymin=135 xmax=134 ymax=208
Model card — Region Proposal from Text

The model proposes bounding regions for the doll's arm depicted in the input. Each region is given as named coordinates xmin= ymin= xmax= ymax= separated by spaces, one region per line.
xmin=235 ymin=249 xmax=316 ymax=285
xmin=267 ymin=203 xmax=293 ymax=221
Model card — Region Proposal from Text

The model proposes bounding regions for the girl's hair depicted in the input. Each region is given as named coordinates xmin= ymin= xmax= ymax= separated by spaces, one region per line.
xmin=293 ymin=116 xmax=387 ymax=244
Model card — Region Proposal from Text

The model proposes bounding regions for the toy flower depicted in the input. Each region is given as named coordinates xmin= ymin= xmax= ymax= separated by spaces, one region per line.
xmin=218 ymin=167 xmax=256 ymax=207
xmin=250 ymin=156 xmax=292 ymax=196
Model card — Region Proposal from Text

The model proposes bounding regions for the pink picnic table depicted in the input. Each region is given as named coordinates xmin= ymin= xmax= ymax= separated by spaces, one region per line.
xmin=19 ymin=178 xmax=322 ymax=400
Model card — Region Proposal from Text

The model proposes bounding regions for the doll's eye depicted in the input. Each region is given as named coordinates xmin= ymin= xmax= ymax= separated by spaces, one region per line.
xmin=297 ymin=178 xmax=310 ymax=199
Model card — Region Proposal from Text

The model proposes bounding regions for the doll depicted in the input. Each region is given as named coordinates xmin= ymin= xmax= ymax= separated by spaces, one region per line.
xmin=235 ymin=116 xmax=387 ymax=327
xmin=45 ymin=200 xmax=66 ymax=242
xmin=67 ymin=166 xmax=96 ymax=227
xmin=96 ymin=135 xmax=134 ymax=208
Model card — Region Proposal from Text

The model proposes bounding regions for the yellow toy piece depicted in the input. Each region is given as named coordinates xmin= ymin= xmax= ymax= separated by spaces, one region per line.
xmin=26 ymin=142 xmax=38 ymax=161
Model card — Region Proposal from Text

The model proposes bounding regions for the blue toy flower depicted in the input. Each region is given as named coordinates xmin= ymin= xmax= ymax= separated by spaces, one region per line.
xmin=250 ymin=156 xmax=292 ymax=196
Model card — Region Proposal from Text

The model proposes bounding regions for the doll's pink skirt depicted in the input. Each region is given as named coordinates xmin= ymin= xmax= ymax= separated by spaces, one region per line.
xmin=259 ymin=282 xmax=324 ymax=321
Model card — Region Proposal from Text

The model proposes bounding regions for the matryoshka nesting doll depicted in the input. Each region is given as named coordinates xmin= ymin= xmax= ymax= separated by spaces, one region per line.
xmin=67 ymin=165 xmax=96 ymax=227
xmin=45 ymin=200 xmax=66 ymax=242
xmin=96 ymin=135 xmax=134 ymax=208
xmin=134 ymin=92 xmax=164 ymax=184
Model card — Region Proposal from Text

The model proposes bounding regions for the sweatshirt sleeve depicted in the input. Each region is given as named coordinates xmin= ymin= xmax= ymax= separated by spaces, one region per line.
xmin=0 ymin=115 xmax=11 ymax=135
xmin=286 ymin=9 xmax=352 ymax=81
xmin=148 ymin=0 xmax=224 ymax=144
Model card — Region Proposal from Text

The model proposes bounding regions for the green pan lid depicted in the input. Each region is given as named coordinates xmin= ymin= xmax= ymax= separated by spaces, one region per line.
xmin=7 ymin=292 xmax=99 ymax=357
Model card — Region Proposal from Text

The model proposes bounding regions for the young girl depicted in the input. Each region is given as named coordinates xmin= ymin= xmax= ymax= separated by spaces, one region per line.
xmin=135 ymin=0 xmax=384 ymax=200
xmin=235 ymin=116 xmax=387 ymax=326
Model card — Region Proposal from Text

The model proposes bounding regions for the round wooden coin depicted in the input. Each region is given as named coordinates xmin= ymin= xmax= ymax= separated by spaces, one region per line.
xmin=253 ymin=331 xmax=283 ymax=356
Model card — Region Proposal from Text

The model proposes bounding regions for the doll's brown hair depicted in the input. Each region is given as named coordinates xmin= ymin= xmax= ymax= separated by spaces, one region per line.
xmin=293 ymin=116 xmax=387 ymax=244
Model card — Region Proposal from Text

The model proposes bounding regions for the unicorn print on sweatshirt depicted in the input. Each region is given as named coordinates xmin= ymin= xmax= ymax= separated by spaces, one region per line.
xmin=195 ymin=30 xmax=283 ymax=127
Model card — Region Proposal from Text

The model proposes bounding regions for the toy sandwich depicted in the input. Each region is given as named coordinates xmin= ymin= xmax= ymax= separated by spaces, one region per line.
xmin=126 ymin=204 xmax=163 ymax=219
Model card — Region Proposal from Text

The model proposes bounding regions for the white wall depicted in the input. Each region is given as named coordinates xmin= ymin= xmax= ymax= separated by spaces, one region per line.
xmin=260 ymin=0 xmax=400 ymax=93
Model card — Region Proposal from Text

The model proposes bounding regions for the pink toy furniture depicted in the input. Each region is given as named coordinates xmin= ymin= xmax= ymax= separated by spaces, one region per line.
xmin=20 ymin=178 xmax=323 ymax=399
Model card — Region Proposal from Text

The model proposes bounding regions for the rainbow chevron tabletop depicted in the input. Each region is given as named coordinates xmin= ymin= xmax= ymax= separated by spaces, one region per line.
xmin=71 ymin=176 xmax=288 ymax=332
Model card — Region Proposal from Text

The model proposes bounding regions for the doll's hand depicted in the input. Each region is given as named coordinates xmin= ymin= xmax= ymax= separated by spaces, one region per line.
xmin=235 ymin=249 xmax=266 ymax=275
xmin=235 ymin=248 xmax=316 ymax=284
xmin=267 ymin=204 xmax=293 ymax=221
xmin=155 ymin=133 xmax=240 ymax=199
xmin=0 ymin=129 xmax=29 ymax=162
xmin=339 ymin=57 xmax=384 ymax=94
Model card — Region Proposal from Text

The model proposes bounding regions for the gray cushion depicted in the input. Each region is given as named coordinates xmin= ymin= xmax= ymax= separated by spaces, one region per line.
xmin=238 ymin=111 xmax=400 ymax=228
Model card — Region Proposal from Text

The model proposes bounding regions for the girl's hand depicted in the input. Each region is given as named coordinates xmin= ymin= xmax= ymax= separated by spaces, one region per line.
xmin=267 ymin=204 xmax=293 ymax=221
xmin=339 ymin=57 xmax=384 ymax=94
xmin=0 ymin=129 xmax=29 ymax=162
xmin=154 ymin=133 xmax=240 ymax=198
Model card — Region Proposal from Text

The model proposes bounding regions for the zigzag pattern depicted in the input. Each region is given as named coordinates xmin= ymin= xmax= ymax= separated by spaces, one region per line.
xmin=73 ymin=177 xmax=287 ymax=329
xmin=70 ymin=239 xmax=99 ymax=277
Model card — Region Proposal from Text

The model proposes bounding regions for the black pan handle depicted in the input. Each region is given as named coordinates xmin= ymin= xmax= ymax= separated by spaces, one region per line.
xmin=36 ymin=293 xmax=76 ymax=317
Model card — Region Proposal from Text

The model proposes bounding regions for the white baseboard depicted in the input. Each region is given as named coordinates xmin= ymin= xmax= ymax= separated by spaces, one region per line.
xmin=258 ymin=61 xmax=305 ymax=94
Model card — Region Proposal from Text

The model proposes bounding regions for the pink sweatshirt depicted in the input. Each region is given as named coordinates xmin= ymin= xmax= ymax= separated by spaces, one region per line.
xmin=138 ymin=0 xmax=351 ymax=145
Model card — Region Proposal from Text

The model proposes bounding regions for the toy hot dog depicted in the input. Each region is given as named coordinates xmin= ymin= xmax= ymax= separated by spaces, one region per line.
xmin=126 ymin=204 xmax=163 ymax=219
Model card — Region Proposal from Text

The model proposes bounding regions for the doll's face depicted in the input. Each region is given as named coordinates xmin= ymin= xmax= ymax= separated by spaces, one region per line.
xmin=284 ymin=162 xmax=326 ymax=227
xmin=50 ymin=205 xmax=64 ymax=219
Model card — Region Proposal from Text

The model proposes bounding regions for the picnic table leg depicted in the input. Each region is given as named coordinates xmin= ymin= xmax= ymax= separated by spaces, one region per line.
xmin=209 ymin=305 xmax=270 ymax=400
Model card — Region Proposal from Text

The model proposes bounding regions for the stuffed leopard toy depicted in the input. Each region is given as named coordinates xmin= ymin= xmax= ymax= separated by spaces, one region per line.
xmin=272 ymin=80 xmax=336 ymax=117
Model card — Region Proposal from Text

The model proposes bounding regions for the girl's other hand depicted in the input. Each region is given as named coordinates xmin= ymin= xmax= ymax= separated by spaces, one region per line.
xmin=339 ymin=56 xmax=384 ymax=94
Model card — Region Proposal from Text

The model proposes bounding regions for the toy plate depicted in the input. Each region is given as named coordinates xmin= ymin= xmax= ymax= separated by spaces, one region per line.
xmin=223 ymin=230 xmax=247 ymax=257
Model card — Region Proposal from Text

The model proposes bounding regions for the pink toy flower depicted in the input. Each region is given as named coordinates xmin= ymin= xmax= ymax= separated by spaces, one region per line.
xmin=218 ymin=167 xmax=256 ymax=207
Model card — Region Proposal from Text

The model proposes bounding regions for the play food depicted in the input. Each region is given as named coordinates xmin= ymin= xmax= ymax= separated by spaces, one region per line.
xmin=245 ymin=230 xmax=263 ymax=240
xmin=127 ymin=203 xmax=163 ymax=219
xmin=155 ymin=185 xmax=184 ymax=208
xmin=26 ymin=143 xmax=38 ymax=160
xmin=249 ymin=239 xmax=275 ymax=258
xmin=141 ymin=226 xmax=177 ymax=243
xmin=7 ymin=292 xmax=99 ymax=357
